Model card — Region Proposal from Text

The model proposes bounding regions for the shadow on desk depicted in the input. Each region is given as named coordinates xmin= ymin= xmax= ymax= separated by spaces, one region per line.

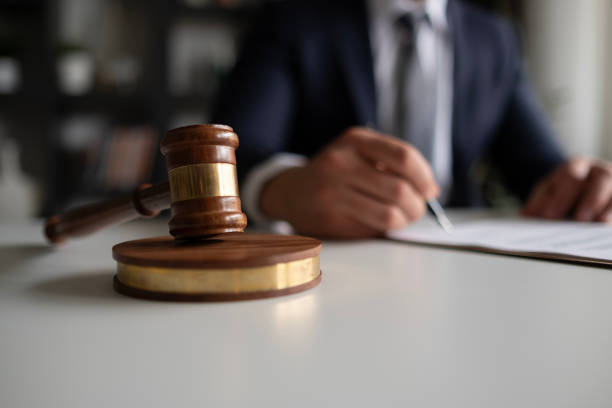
xmin=0 ymin=243 xmax=53 ymax=272
xmin=30 ymin=271 xmax=119 ymax=302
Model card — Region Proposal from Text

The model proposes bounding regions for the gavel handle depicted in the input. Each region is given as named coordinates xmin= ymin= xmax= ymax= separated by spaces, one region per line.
xmin=44 ymin=182 xmax=171 ymax=244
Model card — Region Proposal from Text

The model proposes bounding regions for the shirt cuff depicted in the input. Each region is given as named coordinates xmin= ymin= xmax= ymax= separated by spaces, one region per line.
xmin=241 ymin=153 xmax=308 ymax=232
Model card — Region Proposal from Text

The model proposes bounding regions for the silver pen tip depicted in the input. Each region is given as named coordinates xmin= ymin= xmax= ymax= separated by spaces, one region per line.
xmin=427 ymin=199 xmax=454 ymax=234
xmin=438 ymin=215 xmax=454 ymax=234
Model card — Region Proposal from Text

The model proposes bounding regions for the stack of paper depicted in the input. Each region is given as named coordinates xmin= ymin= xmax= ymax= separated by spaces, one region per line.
xmin=388 ymin=218 xmax=612 ymax=266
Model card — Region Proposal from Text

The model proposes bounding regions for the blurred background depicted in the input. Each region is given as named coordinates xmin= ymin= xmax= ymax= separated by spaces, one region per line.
xmin=0 ymin=0 xmax=610 ymax=218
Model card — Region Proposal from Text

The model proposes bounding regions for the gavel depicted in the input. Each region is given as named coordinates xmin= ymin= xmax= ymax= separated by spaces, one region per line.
xmin=45 ymin=124 xmax=248 ymax=244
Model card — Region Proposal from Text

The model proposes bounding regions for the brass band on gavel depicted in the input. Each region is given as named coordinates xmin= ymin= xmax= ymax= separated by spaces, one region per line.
xmin=161 ymin=124 xmax=247 ymax=239
xmin=168 ymin=163 xmax=239 ymax=201
xmin=115 ymin=253 xmax=320 ymax=295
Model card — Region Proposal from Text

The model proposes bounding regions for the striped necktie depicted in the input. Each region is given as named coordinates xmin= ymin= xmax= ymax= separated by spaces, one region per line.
xmin=394 ymin=11 xmax=438 ymax=176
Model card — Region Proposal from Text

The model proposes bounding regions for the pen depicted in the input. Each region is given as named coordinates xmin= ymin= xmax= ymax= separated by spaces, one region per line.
xmin=426 ymin=199 xmax=454 ymax=233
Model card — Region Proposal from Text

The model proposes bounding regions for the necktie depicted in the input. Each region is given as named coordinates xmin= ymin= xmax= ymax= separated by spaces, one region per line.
xmin=394 ymin=12 xmax=438 ymax=176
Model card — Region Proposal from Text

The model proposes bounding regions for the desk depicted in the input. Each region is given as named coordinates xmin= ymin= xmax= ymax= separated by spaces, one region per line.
xmin=1 ymin=213 xmax=612 ymax=407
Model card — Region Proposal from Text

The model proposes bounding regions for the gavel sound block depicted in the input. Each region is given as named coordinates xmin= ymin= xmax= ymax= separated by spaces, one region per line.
xmin=45 ymin=124 xmax=322 ymax=301
xmin=112 ymin=234 xmax=321 ymax=301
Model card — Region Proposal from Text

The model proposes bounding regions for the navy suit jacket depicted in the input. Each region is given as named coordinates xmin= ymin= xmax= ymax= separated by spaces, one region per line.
xmin=212 ymin=0 xmax=566 ymax=206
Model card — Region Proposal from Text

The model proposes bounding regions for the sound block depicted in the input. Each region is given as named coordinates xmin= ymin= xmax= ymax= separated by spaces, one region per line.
xmin=112 ymin=233 xmax=322 ymax=301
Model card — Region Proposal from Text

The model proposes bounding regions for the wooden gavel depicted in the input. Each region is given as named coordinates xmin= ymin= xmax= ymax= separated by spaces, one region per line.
xmin=45 ymin=124 xmax=248 ymax=244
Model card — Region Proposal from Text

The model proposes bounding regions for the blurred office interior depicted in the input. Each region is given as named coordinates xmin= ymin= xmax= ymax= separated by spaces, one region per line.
xmin=0 ymin=0 xmax=610 ymax=218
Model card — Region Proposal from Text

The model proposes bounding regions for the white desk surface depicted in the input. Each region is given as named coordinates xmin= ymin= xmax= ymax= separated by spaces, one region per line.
xmin=1 ymin=212 xmax=612 ymax=408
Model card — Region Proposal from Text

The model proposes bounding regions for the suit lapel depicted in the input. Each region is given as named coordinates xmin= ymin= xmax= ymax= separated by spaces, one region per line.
xmin=447 ymin=0 xmax=473 ymax=171
xmin=329 ymin=1 xmax=378 ymax=127
xmin=447 ymin=0 xmax=482 ymax=205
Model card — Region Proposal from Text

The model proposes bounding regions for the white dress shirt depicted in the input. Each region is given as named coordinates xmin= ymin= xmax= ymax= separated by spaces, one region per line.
xmin=242 ymin=0 xmax=454 ymax=225
xmin=369 ymin=0 xmax=453 ymax=203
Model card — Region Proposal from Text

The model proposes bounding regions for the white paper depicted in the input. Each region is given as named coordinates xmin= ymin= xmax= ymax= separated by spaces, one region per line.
xmin=387 ymin=217 xmax=612 ymax=265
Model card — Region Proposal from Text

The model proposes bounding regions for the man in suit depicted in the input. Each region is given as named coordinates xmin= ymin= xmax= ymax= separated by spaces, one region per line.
xmin=213 ymin=0 xmax=612 ymax=237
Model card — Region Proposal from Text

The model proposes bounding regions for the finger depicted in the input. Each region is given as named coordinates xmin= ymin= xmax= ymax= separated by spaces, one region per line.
xmin=522 ymin=178 xmax=553 ymax=217
xmin=596 ymin=201 xmax=612 ymax=223
xmin=336 ymin=186 xmax=408 ymax=231
xmin=574 ymin=167 xmax=612 ymax=221
xmin=538 ymin=170 xmax=585 ymax=219
xmin=352 ymin=176 xmax=426 ymax=222
xmin=522 ymin=161 xmax=587 ymax=219
xmin=340 ymin=127 xmax=439 ymax=199
xmin=339 ymin=155 xmax=427 ymax=221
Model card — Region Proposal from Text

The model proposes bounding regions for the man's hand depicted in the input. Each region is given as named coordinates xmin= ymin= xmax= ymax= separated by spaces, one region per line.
xmin=522 ymin=158 xmax=612 ymax=222
xmin=258 ymin=127 xmax=439 ymax=238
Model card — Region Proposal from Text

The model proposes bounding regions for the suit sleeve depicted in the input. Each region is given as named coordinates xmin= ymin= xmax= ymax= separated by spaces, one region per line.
xmin=489 ymin=26 xmax=567 ymax=201
xmin=211 ymin=4 xmax=299 ymax=183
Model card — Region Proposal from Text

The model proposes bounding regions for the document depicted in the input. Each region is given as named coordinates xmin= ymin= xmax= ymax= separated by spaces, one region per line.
xmin=387 ymin=217 xmax=612 ymax=266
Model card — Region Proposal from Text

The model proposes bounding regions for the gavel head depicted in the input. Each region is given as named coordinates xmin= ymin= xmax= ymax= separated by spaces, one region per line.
xmin=161 ymin=124 xmax=248 ymax=240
